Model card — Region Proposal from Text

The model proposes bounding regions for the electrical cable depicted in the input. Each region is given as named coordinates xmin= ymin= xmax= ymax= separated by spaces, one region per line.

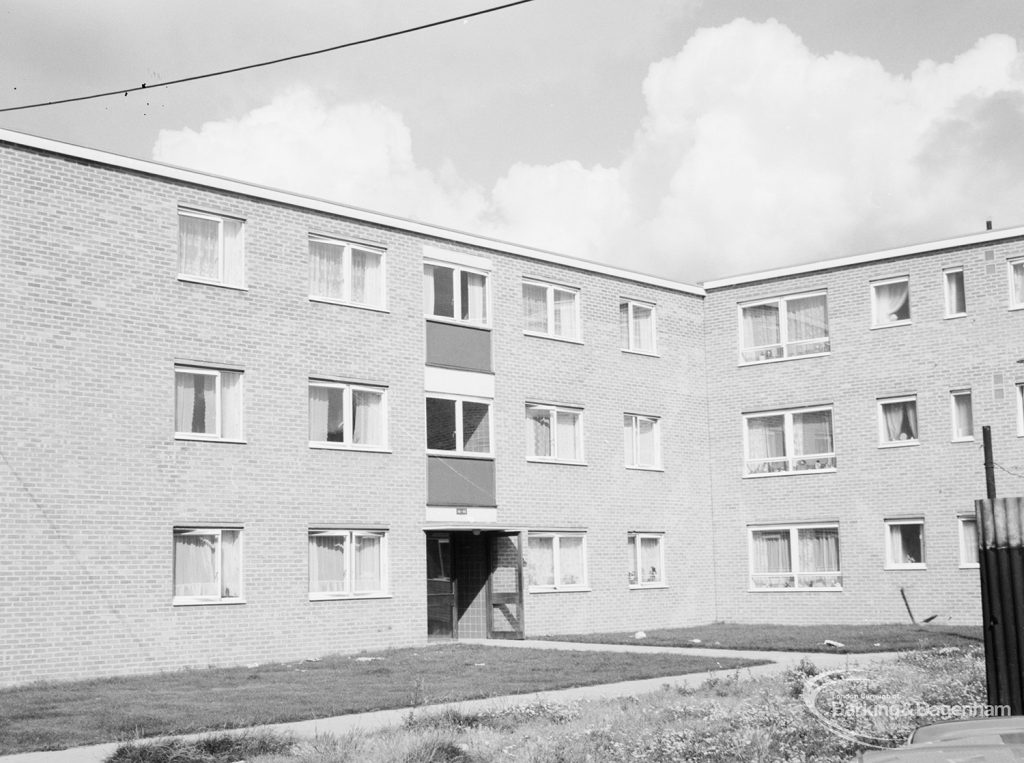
xmin=0 ymin=0 xmax=538 ymax=114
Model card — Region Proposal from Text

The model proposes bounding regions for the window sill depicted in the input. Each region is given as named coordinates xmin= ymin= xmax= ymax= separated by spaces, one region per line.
xmin=626 ymin=465 xmax=664 ymax=472
xmin=878 ymin=441 xmax=920 ymax=449
xmin=738 ymin=351 xmax=830 ymax=367
xmin=173 ymin=598 xmax=246 ymax=606
xmin=884 ymin=564 xmax=927 ymax=571
xmin=309 ymin=593 xmax=392 ymax=601
xmin=959 ymin=563 xmax=980 ymax=570
xmin=177 ymin=275 xmax=248 ymax=291
xmin=175 ymin=435 xmax=247 ymax=445
xmin=427 ymin=450 xmax=495 ymax=460
xmin=748 ymin=587 xmax=843 ymax=593
xmin=951 ymin=437 xmax=975 ymax=443
xmin=526 ymin=458 xmax=587 ymax=467
xmin=310 ymin=443 xmax=392 ymax=453
xmin=944 ymin=313 xmax=968 ymax=320
xmin=622 ymin=349 xmax=660 ymax=358
xmin=743 ymin=468 xmax=836 ymax=478
xmin=528 ymin=587 xmax=591 ymax=594
xmin=871 ymin=320 xmax=912 ymax=330
xmin=629 ymin=583 xmax=668 ymax=590
xmin=523 ymin=330 xmax=583 ymax=345
xmin=1008 ymin=304 xmax=1024 ymax=312
xmin=310 ymin=296 xmax=389 ymax=313
xmin=426 ymin=315 xmax=491 ymax=331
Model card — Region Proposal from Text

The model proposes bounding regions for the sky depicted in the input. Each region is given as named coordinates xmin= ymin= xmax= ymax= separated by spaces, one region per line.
xmin=3 ymin=0 xmax=1024 ymax=284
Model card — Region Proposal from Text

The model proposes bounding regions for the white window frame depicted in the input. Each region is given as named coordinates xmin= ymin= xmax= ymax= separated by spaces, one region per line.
xmin=308 ymin=236 xmax=387 ymax=310
xmin=1016 ymin=384 xmax=1024 ymax=437
xmin=624 ymin=414 xmax=661 ymax=470
xmin=737 ymin=291 xmax=830 ymax=364
xmin=628 ymin=532 xmax=666 ymax=588
xmin=884 ymin=518 xmax=926 ymax=569
xmin=1008 ymin=257 xmax=1024 ymax=310
xmin=871 ymin=276 xmax=911 ymax=328
xmin=525 ymin=403 xmax=585 ymax=464
xmin=944 ymin=267 xmax=966 ymax=318
xmin=742 ymin=406 xmax=836 ymax=476
xmin=174 ymin=366 xmax=244 ymax=442
xmin=950 ymin=389 xmax=974 ymax=442
xmin=959 ymin=516 xmax=980 ymax=569
xmin=424 ymin=260 xmax=491 ymax=328
xmin=308 ymin=380 xmax=388 ymax=451
xmin=747 ymin=523 xmax=842 ymax=591
xmin=878 ymin=395 xmax=919 ymax=447
xmin=173 ymin=527 xmax=244 ymax=605
xmin=426 ymin=394 xmax=494 ymax=457
xmin=522 ymin=279 xmax=582 ymax=342
xmin=177 ymin=209 xmax=245 ymax=288
xmin=620 ymin=299 xmax=658 ymax=355
xmin=308 ymin=529 xmax=389 ymax=600
xmin=527 ymin=532 xmax=589 ymax=592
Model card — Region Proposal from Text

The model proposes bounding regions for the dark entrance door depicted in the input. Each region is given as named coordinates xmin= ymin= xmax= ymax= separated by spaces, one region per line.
xmin=426 ymin=533 xmax=456 ymax=639
xmin=487 ymin=532 xmax=525 ymax=639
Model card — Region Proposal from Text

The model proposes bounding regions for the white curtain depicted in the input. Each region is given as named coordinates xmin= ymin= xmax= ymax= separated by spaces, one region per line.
xmin=558 ymin=536 xmax=584 ymax=586
xmin=627 ymin=536 xmax=638 ymax=583
xmin=351 ymin=249 xmax=381 ymax=305
xmin=174 ymin=533 xmax=218 ymax=597
xmin=874 ymin=281 xmax=909 ymax=323
xmin=528 ymin=408 xmax=552 ymax=457
xmin=793 ymin=411 xmax=832 ymax=456
xmin=954 ymin=394 xmax=973 ymax=439
xmin=747 ymin=416 xmax=785 ymax=461
xmin=946 ymin=271 xmax=966 ymax=314
xmin=310 ymin=241 xmax=344 ymax=300
xmin=787 ymin=295 xmax=827 ymax=342
xmin=524 ymin=283 xmax=548 ymax=332
xmin=799 ymin=528 xmax=839 ymax=572
xmin=553 ymin=289 xmax=576 ymax=337
xmin=220 ymin=530 xmax=241 ymax=598
xmin=310 ymin=534 xmax=348 ymax=593
xmin=462 ymin=401 xmax=490 ymax=453
xmin=527 ymin=537 xmax=555 ymax=586
xmin=179 ymin=215 xmax=220 ymax=280
xmin=640 ymin=537 xmax=660 ymax=582
xmin=962 ymin=520 xmax=979 ymax=565
xmin=461 ymin=271 xmax=487 ymax=322
xmin=883 ymin=401 xmax=917 ymax=441
xmin=308 ymin=386 xmax=330 ymax=441
xmin=555 ymin=411 xmax=579 ymax=460
xmin=353 ymin=389 xmax=383 ymax=446
xmin=220 ymin=372 xmax=242 ymax=440
xmin=1014 ymin=263 xmax=1024 ymax=305
xmin=631 ymin=305 xmax=653 ymax=351
xmin=742 ymin=304 xmax=780 ymax=349
xmin=752 ymin=531 xmax=791 ymax=588
xmin=890 ymin=524 xmax=923 ymax=564
xmin=354 ymin=534 xmax=382 ymax=593
xmin=175 ymin=372 xmax=215 ymax=435
xmin=221 ymin=219 xmax=244 ymax=286
xmin=636 ymin=417 xmax=656 ymax=465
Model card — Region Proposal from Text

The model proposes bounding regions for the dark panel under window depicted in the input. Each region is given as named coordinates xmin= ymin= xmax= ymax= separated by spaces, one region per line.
xmin=425 ymin=321 xmax=492 ymax=372
xmin=427 ymin=455 xmax=496 ymax=507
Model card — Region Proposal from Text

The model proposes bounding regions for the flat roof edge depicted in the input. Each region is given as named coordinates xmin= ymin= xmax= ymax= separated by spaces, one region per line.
xmin=0 ymin=128 xmax=704 ymax=297
xmin=702 ymin=227 xmax=1024 ymax=289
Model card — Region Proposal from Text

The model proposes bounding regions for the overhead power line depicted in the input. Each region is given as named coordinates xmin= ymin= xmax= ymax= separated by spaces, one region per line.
xmin=0 ymin=0 xmax=538 ymax=114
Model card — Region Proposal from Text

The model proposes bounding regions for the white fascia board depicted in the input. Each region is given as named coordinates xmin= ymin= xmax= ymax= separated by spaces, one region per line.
xmin=703 ymin=227 xmax=1024 ymax=290
xmin=0 ymin=128 xmax=704 ymax=297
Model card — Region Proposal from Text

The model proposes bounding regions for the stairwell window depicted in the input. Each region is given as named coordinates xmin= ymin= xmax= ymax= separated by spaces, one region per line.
xmin=527 ymin=532 xmax=588 ymax=591
xmin=309 ymin=237 xmax=385 ymax=309
xmin=871 ymin=277 xmax=911 ymax=326
xmin=944 ymin=267 xmax=966 ymax=317
xmin=426 ymin=395 xmax=492 ymax=456
xmin=309 ymin=381 xmax=387 ymax=450
xmin=1009 ymin=258 xmax=1024 ymax=309
xmin=620 ymin=300 xmax=657 ymax=354
xmin=624 ymin=414 xmax=660 ymax=469
xmin=959 ymin=517 xmax=979 ymax=568
xmin=878 ymin=396 xmax=918 ymax=446
xmin=628 ymin=533 xmax=665 ymax=587
xmin=523 ymin=280 xmax=580 ymax=341
xmin=308 ymin=529 xmax=388 ymax=599
xmin=178 ymin=210 xmax=245 ymax=288
xmin=739 ymin=292 xmax=829 ymax=363
xmin=885 ymin=519 xmax=925 ymax=569
xmin=749 ymin=524 xmax=841 ymax=590
xmin=173 ymin=528 xmax=243 ymax=604
xmin=174 ymin=366 xmax=244 ymax=441
xmin=950 ymin=389 xmax=974 ymax=442
xmin=743 ymin=407 xmax=835 ymax=475
xmin=424 ymin=262 xmax=489 ymax=326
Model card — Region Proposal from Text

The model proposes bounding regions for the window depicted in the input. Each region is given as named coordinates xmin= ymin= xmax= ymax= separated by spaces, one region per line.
xmin=308 ymin=529 xmax=388 ymax=599
xmin=885 ymin=519 xmax=925 ymax=569
xmin=522 ymin=280 xmax=580 ymax=341
xmin=739 ymin=292 xmax=829 ymax=363
xmin=1017 ymin=384 xmax=1024 ymax=436
xmin=628 ymin=533 xmax=665 ymax=587
xmin=526 ymin=404 xmax=583 ymax=463
xmin=309 ymin=237 xmax=385 ymax=309
xmin=959 ymin=516 xmax=979 ymax=568
xmin=1009 ymin=258 xmax=1024 ymax=308
xmin=173 ymin=528 xmax=242 ymax=604
xmin=944 ymin=267 xmax=966 ymax=317
xmin=871 ymin=277 xmax=911 ymax=326
xmin=527 ymin=533 xmax=587 ymax=591
xmin=424 ymin=262 xmax=488 ymax=325
xmin=426 ymin=395 xmax=492 ymax=455
xmin=624 ymin=414 xmax=660 ymax=469
xmin=878 ymin=396 xmax=918 ymax=446
xmin=308 ymin=381 xmax=387 ymax=450
xmin=178 ymin=210 xmax=244 ymax=287
xmin=620 ymin=300 xmax=657 ymax=353
xmin=174 ymin=366 xmax=243 ymax=441
xmin=744 ymin=407 xmax=835 ymax=475
xmin=749 ymin=525 xmax=841 ymax=590
xmin=950 ymin=389 xmax=974 ymax=442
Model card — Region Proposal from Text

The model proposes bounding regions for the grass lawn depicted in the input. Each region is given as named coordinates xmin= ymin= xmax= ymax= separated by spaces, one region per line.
xmin=544 ymin=622 xmax=984 ymax=653
xmin=0 ymin=644 xmax=762 ymax=755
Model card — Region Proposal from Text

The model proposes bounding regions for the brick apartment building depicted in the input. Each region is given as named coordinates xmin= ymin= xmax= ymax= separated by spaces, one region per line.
xmin=2 ymin=128 xmax=1020 ymax=685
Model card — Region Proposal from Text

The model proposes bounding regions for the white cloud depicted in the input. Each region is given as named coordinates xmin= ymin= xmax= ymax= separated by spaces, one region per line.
xmin=153 ymin=21 xmax=1024 ymax=282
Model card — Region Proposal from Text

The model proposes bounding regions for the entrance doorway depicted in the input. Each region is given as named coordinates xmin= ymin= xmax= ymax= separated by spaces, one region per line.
xmin=425 ymin=530 xmax=525 ymax=640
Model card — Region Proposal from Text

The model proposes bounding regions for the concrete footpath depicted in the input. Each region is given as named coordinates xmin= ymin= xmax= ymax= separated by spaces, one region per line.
xmin=1 ymin=640 xmax=900 ymax=763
